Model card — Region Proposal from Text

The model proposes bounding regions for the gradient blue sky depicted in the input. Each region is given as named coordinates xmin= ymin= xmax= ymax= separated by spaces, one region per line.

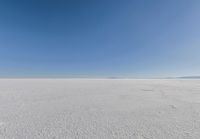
xmin=0 ymin=0 xmax=200 ymax=78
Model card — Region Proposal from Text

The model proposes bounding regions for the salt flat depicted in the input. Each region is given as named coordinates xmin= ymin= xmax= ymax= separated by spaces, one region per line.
xmin=0 ymin=79 xmax=200 ymax=139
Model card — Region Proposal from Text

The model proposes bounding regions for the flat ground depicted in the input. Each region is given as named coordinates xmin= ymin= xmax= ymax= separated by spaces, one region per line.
xmin=0 ymin=79 xmax=200 ymax=139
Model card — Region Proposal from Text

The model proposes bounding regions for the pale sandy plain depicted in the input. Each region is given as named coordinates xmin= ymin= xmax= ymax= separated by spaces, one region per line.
xmin=0 ymin=79 xmax=200 ymax=139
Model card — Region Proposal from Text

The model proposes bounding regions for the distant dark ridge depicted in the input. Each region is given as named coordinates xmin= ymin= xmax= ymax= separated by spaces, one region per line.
xmin=178 ymin=76 xmax=200 ymax=79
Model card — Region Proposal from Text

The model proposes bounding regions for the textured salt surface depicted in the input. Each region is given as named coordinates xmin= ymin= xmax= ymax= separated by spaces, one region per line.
xmin=0 ymin=79 xmax=200 ymax=139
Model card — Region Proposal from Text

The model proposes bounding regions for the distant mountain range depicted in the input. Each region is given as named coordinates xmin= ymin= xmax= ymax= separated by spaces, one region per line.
xmin=177 ymin=76 xmax=200 ymax=79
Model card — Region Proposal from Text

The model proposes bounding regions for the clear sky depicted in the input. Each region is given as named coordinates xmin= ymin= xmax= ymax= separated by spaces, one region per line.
xmin=0 ymin=0 xmax=200 ymax=78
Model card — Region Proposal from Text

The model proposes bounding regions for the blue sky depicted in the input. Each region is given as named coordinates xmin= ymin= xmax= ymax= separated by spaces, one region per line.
xmin=0 ymin=0 xmax=200 ymax=78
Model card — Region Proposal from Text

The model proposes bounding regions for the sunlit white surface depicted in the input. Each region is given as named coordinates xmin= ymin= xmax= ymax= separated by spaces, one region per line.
xmin=0 ymin=79 xmax=200 ymax=139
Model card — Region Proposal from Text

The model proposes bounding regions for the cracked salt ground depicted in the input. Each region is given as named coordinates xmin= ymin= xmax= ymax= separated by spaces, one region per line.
xmin=0 ymin=79 xmax=200 ymax=139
